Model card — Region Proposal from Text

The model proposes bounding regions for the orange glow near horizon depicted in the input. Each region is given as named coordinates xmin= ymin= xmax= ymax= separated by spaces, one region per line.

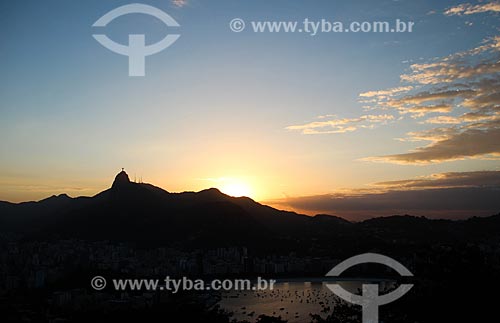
xmin=219 ymin=180 xmax=253 ymax=198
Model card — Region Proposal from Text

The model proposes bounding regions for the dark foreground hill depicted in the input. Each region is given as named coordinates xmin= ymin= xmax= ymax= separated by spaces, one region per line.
xmin=0 ymin=170 xmax=498 ymax=251
xmin=1 ymin=171 xmax=500 ymax=323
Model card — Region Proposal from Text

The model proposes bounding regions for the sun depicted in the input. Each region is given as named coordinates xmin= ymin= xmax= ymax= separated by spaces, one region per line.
xmin=220 ymin=181 xmax=252 ymax=198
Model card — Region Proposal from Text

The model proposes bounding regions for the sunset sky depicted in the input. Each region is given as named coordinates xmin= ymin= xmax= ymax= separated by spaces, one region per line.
xmin=1 ymin=0 xmax=499 ymax=219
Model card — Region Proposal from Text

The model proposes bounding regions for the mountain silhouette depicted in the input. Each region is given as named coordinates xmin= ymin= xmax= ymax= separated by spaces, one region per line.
xmin=0 ymin=170 xmax=350 ymax=248
xmin=0 ymin=170 xmax=498 ymax=250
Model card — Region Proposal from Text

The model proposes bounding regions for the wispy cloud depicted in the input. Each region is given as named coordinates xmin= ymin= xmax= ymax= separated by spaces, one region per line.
xmin=444 ymin=1 xmax=500 ymax=16
xmin=372 ymin=170 xmax=500 ymax=189
xmin=359 ymin=86 xmax=414 ymax=99
xmin=400 ymin=38 xmax=500 ymax=85
xmin=360 ymin=30 xmax=500 ymax=164
xmin=424 ymin=115 xmax=464 ymax=124
xmin=399 ymin=104 xmax=452 ymax=118
xmin=286 ymin=114 xmax=394 ymax=135
xmin=172 ymin=0 xmax=188 ymax=8
xmin=364 ymin=126 xmax=500 ymax=164
xmin=286 ymin=4 xmax=499 ymax=164
xmin=396 ymin=127 xmax=460 ymax=143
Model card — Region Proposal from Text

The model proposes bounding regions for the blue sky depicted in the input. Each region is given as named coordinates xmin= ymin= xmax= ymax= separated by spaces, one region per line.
xmin=1 ymin=0 xmax=499 ymax=219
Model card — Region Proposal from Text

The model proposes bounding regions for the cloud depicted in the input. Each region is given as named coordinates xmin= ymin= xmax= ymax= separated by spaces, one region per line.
xmin=397 ymin=89 xmax=477 ymax=103
xmin=373 ymin=170 xmax=500 ymax=189
xmin=359 ymin=86 xmax=413 ymax=98
xmin=267 ymin=171 xmax=500 ymax=221
xmin=380 ymin=104 xmax=500 ymax=163
xmin=461 ymin=107 xmax=500 ymax=120
xmin=399 ymin=104 xmax=452 ymax=118
xmin=444 ymin=1 xmax=500 ymax=16
xmin=359 ymin=29 xmax=500 ymax=164
xmin=423 ymin=107 xmax=499 ymax=124
xmin=269 ymin=187 xmax=499 ymax=221
xmin=401 ymin=56 xmax=500 ymax=85
xmin=286 ymin=114 xmax=394 ymax=135
xmin=286 ymin=6 xmax=499 ymax=163
xmin=462 ymin=87 xmax=500 ymax=109
xmin=172 ymin=0 xmax=188 ymax=8
xmin=397 ymin=127 xmax=460 ymax=142
xmin=364 ymin=127 xmax=500 ymax=164
xmin=424 ymin=115 xmax=463 ymax=124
